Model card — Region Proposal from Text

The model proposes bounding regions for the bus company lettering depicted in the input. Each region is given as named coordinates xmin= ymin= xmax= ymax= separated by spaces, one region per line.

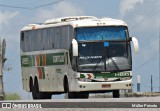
xmin=53 ymin=55 xmax=64 ymax=63
xmin=22 ymin=58 xmax=29 ymax=65
xmin=115 ymin=72 xmax=130 ymax=77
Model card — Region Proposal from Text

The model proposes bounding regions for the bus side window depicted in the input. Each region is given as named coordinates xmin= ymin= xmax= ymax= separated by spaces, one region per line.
xmin=52 ymin=43 xmax=54 ymax=48
xmin=48 ymin=28 xmax=55 ymax=49
xmin=21 ymin=32 xmax=24 ymax=41
xmin=20 ymin=32 xmax=25 ymax=52
xmin=55 ymin=27 xmax=61 ymax=49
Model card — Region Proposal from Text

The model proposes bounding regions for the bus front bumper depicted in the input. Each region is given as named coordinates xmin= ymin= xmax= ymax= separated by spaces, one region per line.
xmin=75 ymin=79 xmax=132 ymax=92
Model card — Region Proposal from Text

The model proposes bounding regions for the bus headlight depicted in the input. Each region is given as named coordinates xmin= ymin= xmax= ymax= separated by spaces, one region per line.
xmin=78 ymin=78 xmax=92 ymax=82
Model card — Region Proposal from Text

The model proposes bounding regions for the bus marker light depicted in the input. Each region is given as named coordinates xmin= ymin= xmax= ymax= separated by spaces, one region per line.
xmin=32 ymin=26 xmax=36 ymax=30
xmin=87 ymin=74 xmax=92 ymax=79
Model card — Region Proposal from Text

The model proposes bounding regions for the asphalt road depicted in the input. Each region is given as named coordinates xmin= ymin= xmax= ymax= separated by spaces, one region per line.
xmin=0 ymin=97 xmax=160 ymax=111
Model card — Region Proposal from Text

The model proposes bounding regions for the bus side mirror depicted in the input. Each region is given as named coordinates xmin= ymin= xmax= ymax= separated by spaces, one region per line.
xmin=72 ymin=39 xmax=78 ymax=56
xmin=131 ymin=37 xmax=139 ymax=54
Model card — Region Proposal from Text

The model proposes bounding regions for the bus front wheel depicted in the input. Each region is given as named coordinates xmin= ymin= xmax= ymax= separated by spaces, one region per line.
xmin=112 ymin=90 xmax=120 ymax=98
xmin=68 ymin=92 xmax=89 ymax=99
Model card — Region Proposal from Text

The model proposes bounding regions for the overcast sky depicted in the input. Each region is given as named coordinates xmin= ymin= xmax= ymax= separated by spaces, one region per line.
xmin=0 ymin=0 xmax=160 ymax=99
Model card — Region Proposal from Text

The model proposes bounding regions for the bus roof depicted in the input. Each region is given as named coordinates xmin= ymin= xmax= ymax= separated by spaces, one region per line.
xmin=21 ymin=16 xmax=128 ymax=31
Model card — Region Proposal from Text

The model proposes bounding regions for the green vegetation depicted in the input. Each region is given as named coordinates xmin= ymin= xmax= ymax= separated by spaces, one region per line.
xmin=4 ymin=92 xmax=21 ymax=100
xmin=124 ymin=92 xmax=160 ymax=97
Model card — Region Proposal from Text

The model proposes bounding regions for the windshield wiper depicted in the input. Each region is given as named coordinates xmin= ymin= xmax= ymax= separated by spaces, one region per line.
xmin=106 ymin=45 xmax=120 ymax=71
xmin=92 ymin=55 xmax=106 ymax=72
xmin=109 ymin=57 xmax=120 ymax=71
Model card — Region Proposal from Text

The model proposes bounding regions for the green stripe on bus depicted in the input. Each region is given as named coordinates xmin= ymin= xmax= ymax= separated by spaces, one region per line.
xmin=94 ymin=72 xmax=130 ymax=78
xmin=21 ymin=52 xmax=67 ymax=67
xmin=39 ymin=54 xmax=43 ymax=66
xmin=46 ymin=53 xmax=65 ymax=65
xmin=42 ymin=67 xmax=45 ymax=79
xmin=66 ymin=52 xmax=68 ymax=64
xmin=21 ymin=55 xmax=35 ymax=67
xmin=80 ymin=72 xmax=130 ymax=79
xmin=80 ymin=74 xmax=85 ymax=78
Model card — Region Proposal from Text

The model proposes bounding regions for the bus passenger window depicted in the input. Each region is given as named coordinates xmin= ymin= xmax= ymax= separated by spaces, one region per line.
xmin=21 ymin=32 xmax=24 ymax=41
xmin=52 ymin=43 xmax=54 ymax=48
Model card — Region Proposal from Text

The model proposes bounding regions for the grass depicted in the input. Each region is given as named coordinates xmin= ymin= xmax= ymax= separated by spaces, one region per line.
xmin=4 ymin=92 xmax=21 ymax=100
xmin=124 ymin=92 xmax=160 ymax=97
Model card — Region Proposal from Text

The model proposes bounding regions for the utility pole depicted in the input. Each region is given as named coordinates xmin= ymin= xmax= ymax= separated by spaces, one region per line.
xmin=0 ymin=38 xmax=6 ymax=100
xmin=2 ymin=39 xmax=6 ymax=67
xmin=137 ymin=75 xmax=140 ymax=92
xmin=159 ymin=23 xmax=160 ymax=92
xmin=0 ymin=39 xmax=3 ymax=100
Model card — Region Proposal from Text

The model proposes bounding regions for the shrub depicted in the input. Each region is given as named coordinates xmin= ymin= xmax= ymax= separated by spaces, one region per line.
xmin=4 ymin=92 xmax=21 ymax=100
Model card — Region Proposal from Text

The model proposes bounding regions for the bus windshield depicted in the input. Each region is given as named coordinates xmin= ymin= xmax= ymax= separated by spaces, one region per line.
xmin=76 ymin=26 xmax=128 ymax=41
xmin=76 ymin=26 xmax=132 ymax=72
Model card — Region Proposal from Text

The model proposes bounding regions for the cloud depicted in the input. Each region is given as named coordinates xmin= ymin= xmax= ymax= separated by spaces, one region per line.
xmin=120 ymin=0 xmax=160 ymax=30
xmin=119 ymin=0 xmax=160 ymax=41
xmin=0 ymin=11 xmax=19 ymax=26
xmin=34 ymin=1 xmax=85 ymax=22
xmin=0 ymin=10 xmax=21 ymax=55
xmin=120 ymin=0 xmax=144 ymax=17
xmin=0 ymin=10 xmax=20 ymax=48
xmin=120 ymin=0 xmax=160 ymax=92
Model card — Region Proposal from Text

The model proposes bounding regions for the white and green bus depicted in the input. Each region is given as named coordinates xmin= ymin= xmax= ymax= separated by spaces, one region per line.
xmin=20 ymin=16 xmax=139 ymax=99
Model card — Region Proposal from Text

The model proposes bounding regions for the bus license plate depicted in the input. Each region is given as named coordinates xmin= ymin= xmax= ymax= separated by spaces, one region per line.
xmin=102 ymin=84 xmax=111 ymax=88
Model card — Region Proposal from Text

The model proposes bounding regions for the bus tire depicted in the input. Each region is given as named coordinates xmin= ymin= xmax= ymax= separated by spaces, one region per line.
xmin=32 ymin=79 xmax=41 ymax=99
xmin=42 ymin=92 xmax=52 ymax=99
xmin=82 ymin=92 xmax=89 ymax=98
xmin=79 ymin=92 xmax=89 ymax=98
xmin=68 ymin=92 xmax=89 ymax=99
xmin=112 ymin=90 xmax=120 ymax=98
xmin=29 ymin=77 xmax=33 ymax=92
xmin=68 ymin=92 xmax=76 ymax=99
xmin=32 ymin=80 xmax=52 ymax=99
xmin=64 ymin=76 xmax=69 ymax=93
xmin=64 ymin=76 xmax=89 ymax=99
